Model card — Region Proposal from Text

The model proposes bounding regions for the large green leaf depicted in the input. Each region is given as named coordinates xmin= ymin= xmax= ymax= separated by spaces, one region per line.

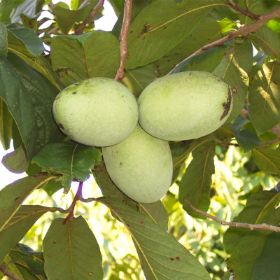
xmin=213 ymin=44 xmax=250 ymax=120
xmin=224 ymin=190 xmax=280 ymax=280
xmin=252 ymin=147 xmax=280 ymax=175
xmin=249 ymin=62 xmax=280 ymax=134
xmin=43 ymin=217 xmax=103 ymax=280
xmin=0 ymin=23 xmax=8 ymax=56
xmin=101 ymin=197 xmax=210 ymax=280
xmin=0 ymin=54 xmax=62 ymax=158
xmin=126 ymin=0 xmax=226 ymax=69
xmin=51 ymin=31 xmax=120 ymax=86
xmin=0 ymin=175 xmax=53 ymax=232
xmin=53 ymin=1 xmax=98 ymax=34
xmin=7 ymin=24 xmax=44 ymax=56
xmin=33 ymin=142 xmax=102 ymax=184
xmin=0 ymin=255 xmax=25 ymax=280
xmin=156 ymin=15 xmax=221 ymax=75
xmin=179 ymin=140 xmax=215 ymax=217
xmin=0 ymin=205 xmax=57 ymax=264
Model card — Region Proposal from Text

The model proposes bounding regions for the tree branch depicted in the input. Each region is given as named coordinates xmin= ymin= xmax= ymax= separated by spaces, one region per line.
xmin=64 ymin=181 xmax=84 ymax=222
xmin=115 ymin=0 xmax=133 ymax=81
xmin=170 ymin=7 xmax=280 ymax=73
xmin=0 ymin=265 xmax=21 ymax=280
xmin=185 ymin=200 xmax=280 ymax=233
xmin=75 ymin=0 xmax=105 ymax=35
xmin=227 ymin=0 xmax=260 ymax=20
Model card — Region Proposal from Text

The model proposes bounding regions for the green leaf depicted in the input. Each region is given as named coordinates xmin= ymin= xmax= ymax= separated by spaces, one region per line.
xmin=51 ymin=31 xmax=120 ymax=86
xmin=33 ymin=142 xmax=102 ymax=182
xmin=0 ymin=23 xmax=8 ymax=56
xmin=250 ymin=26 xmax=280 ymax=59
xmin=101 ymin=197 xmax=211 ymax=280
xmin=252 ymin=147 xmax=280 ymax=175
xmin=2 ymin=145 xmax=28 ymax=173
xmin=0 ymin=205 xmax=57 ymax=264
xmin=8 ymin=244 xmax=47 ymax=280
xmin=156 ymin=15 xmax=222 ymax=75
xmin=213 ymin=44 xmax=250 ymax=120
xmin=179 ymin=140 xmax=215 ymax=217
xmin=53 ymin=1 xmax=98 ymax=34
xmin=249 ymin=62 xmax=280 ymax=134
xmin=0 ymin=99 xmax=13 ymax=150
xmin=7 ymin=24 xmax=44 ymax=56
xmin=0 ymin=54 xmax=62 ymax=158
xmin=126 ymin=0 xmax=226 ymax=69
xmin=232 ymin=116 xmax=260 ymax=151
xmin=0 ymin=175 xmax=53 ymax=232
xmin=224 ymin=190 xmax=280 ymax=280
xmin=43 ymin=217 xmax=103 ymax=280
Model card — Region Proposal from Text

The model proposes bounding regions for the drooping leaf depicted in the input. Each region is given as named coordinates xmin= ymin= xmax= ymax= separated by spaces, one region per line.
xmin=249 ymin=62 xmax=280 ymax=134
xmin=179 ymin=140 xmax=215 ymax=217
xmin=252 ymin=147 xmax=280 ymax=175
xmin=2 ymin=145 xmax=28 ymax=173
xmin=51 ymin=31 xmax=120 ymax=86
xmin=101 ymin=197 xmax=211 ymax=280
xmin=224 ymin=190 xmax=280 ymax=280
xmin=0 ymin=205 xmax=58 ymax=264
xmin=0 ymin=99 xmax=13 ymax=150
xmin=126 ymin=0 xmax=226 ymax=69
xmin=32 ymin=142 xmax=102 ymax=183
xmin=43 ymin=217 xmax=103 ymax=280
xmin=53 ymin=1 xmax=98 ymax=34
xmin=0 ymin=23 xmax=8 ymax=56
xmin=0 ymin=54 xmax=63 ymax=158
xmin=7 ymin=24 xmax=44 ymax=56
xmin=213 ymin=44 xmax=249 ymax=120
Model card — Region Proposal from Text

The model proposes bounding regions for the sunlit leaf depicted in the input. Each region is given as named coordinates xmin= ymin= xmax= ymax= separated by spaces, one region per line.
xmin=127 ymin=0 xmax=226 ymax=68
xmin=43 ymin=217 xmax=103 ymax=280
xmin=249 ymin=62 xmax=280 ymax=134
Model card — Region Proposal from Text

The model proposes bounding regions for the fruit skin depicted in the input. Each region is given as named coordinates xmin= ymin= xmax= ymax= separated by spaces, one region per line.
xmin=102 ymin=126 xmax=173 ymax=203
xmin=53 ymin=77 xmax=138 ymax=147
xmin=138 ymin=71 xmax=232 ymax=141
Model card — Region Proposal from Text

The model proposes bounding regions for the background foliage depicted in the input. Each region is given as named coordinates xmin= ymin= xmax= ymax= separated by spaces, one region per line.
xmin=0 ymin=0 xmax=280 ymax=279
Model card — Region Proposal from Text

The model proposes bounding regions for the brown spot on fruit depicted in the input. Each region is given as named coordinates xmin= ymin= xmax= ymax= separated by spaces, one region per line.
xmin=58 ymin=123 xmax=65 ymax=130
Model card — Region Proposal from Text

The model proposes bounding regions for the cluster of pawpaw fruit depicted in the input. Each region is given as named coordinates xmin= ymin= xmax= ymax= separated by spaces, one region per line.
xmin=53 ymin=71 xmax=232 ymax=203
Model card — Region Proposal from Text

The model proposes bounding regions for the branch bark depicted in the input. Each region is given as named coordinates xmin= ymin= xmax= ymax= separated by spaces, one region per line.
xmin=170 ymin=7 xmax=280 ymax=73
xmin=227 ymin=0 xmax=260 ymax=20
xmin=115 ymin=0 xmax=133 ymax=81
xmin=185 ymin=200 xmax=280 ymax=233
